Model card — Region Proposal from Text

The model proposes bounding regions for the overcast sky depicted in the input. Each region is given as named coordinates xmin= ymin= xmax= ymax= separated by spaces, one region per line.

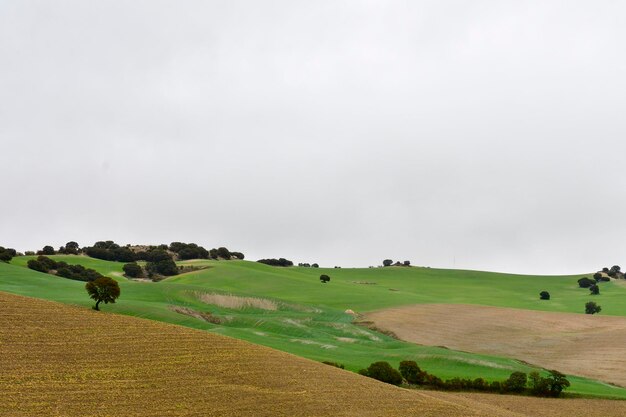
xmin=1 ymin=1 xmax=625 ymax=274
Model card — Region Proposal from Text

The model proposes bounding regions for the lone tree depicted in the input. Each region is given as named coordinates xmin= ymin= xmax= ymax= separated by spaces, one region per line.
xmin=585 ymin=301 xmax=601 ymax=315
xmin=589 ymin=284 xmax=600 ymax=295
xmin=382 ymin=259 xmax=393 ymax=267
xmin=539 ymin=291 xmax=550 ymax=300
xmin=320 ymin=274 xmax=330 ymax=283
xmin=85 ymin=277 xmax=120 ymax=311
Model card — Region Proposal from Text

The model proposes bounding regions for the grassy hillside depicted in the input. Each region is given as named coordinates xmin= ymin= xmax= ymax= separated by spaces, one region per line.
xmin=3 ymin=256 xmax=626 ymax=399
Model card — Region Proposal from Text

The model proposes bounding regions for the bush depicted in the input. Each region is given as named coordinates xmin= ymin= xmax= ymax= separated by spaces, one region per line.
xmin=230 ymin=251 xmax=245 ymax=260
xmin=321 ymin=361 xmax=345 ymax=369
xmin=382 ymin=259 xmax=393 ymax=267
xmin=577 ymin=277 xmax=595 ymax=288
xmin=216 ymin=247 xmax=231 ymax=259
xmin=360 ymin=361 xmax=402 ymax=385
xmin=320 ymin=274 xmax=330 ymax=283
xmin=539 ymin=291 xmax=550 ymax=300
xmin=27 ymin=259 xmax=47 ymax=272
xmin=585 ymin=301 xmax=601 ymax=314
xmin=123 ymin=262 xmax=143 ymax=278
xmin=399 ymin=360 xmax=424 ymax=385
xmin=589 ymin=284 xmax=600 ymax=295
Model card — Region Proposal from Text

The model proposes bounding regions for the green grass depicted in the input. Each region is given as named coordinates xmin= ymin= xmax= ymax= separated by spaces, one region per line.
xmin=2 ymin=256 xmax=626 ymax=399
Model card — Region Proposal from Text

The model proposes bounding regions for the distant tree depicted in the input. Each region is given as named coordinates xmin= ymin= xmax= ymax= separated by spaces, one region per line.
xmin=403 ymin=260 xmax=411 ymax=266
xmin=504 ymin=372 xmax=527 ymax=393
xmin=85 ymin=277 xmax=120 ymax=311
xmin=257 ymin=258 xmax=294 ymax=267
xmin=230 ymin=251 xmax=245 ymax=260
xmin=589 ymin=284 xmax=600 ymax=295
xmin=546 ymin=370 xmax=570 ymax=397
xmin=360 ymin=361 xmax=402 ymax=385
xmin=602 ymin=267 xmax=609 ymax=273
xmin=24 ymin=251 xmax=35 ymax=256
xmin=593 ymin=272 xmax=603 ymax=282
xmin=208 ymin=248 xmax=218 ymax=259
xmin=216 ymin=247 xmax=231 ymax=259
xmin=577 ymin=277 xmax=595 ymax=288
xmin=27 ymin=259 xmax=47 ymax=272
xmin=539 ymin=291 xmax=550 ymax=300
xmin=399 ymin=360 xmax=425 ymax=385
xmin=312 ymin=263 xmax=319 ymax=268
xmin=320 ymin=274 xmax=330 ymax=284
xmin=0 ymin=246 xmax=16 ymax=263
xmin=123 ymin=262 xmax=143 ymax=278
xmin=585 ymin=301 xmax=601 ymax=314
xmin=382 ymin=259 xmax=393 ymax=267
xmin=611 ymin=265 xmax=621 ymax=274
xmin=40 ymin=245 xmax=55 ymax=255
xmin=528 ymin=371 xmax=549 ymax=396
xmin=146 ymin=258 xmax=179 ymax=277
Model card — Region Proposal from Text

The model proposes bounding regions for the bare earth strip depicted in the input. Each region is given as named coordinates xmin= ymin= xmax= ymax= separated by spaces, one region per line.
xmin=363 ymin=304 xmax=626 ymax=387
xmin=1 ymin=292 xmax=515 ymax=417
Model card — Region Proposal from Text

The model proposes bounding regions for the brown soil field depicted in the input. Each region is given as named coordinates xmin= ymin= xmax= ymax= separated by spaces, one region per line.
xmin=363 ymin=304 xmax=626 ymax=387
xmin=0 ymin=292 xmax=500 ymax=417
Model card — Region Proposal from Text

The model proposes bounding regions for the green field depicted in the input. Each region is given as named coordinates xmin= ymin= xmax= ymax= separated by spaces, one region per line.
xmin=2 ymin=256 xmax=626 ymax=399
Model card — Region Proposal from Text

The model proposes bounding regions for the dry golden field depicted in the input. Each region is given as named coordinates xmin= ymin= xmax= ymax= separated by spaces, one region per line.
xmin=0 ymin=292 xmax=498 ymax=417
xmin=364 ymin=303 xmax=626 ymax=387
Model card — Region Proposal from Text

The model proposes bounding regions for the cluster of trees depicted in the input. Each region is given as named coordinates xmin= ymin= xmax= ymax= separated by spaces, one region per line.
xmin=27 ymin=256 xmax=103 ymax=282
xmin=257 ymin=258 xmax=294 ymax=267
xmin=358 ymin=360 xmax=570 ymax=397
xmin=0 ymin=246 xmax=16 ymax=262
xmin=298 ymin=263 xmax=319 ymax=268
xmin=601 ymin=265 xmax=624 ymax=279
xmin=382 ymin=259 xmax=411 ymax=267
xmin=83 ymin=241 xmax=244 ymax=263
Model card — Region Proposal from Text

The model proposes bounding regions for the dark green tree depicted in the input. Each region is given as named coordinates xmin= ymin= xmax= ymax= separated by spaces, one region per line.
xmin=399 ymin=360 xmax=424 ymax=385
xmin=585 ymin=301 xmax=601 ymax=314
xmin=85 ymin=277 xmax=121 ymax=311
xmin=539 ymin=291 xmax=550 ymax=300
xmin=546 ymin=370 xmax=570 ymax=397
xmin=504 ymin=372 xmax=527 ymax=393
xmin=360 ymin=361 xmax=402 ymax=385
xmin=319 ymin=274 xmax=330 ymax=283
xmin=382 ymin=259 xmax=393 ymax=267
xmin=123 ymin=262 xmax=143 ymax=278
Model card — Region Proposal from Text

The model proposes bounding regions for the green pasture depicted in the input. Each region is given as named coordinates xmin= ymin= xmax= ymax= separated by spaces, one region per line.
xmin=2 ymin=256 xmax=626 ymax=399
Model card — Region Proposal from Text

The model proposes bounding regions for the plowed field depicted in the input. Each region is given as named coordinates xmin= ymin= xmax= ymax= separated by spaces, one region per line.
xmin=364 ymin=303 xmax=626 ymax=387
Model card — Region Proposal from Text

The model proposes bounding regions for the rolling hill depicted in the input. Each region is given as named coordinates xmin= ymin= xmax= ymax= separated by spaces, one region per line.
xmin=2 ymin=256 xmax=626 ymax=399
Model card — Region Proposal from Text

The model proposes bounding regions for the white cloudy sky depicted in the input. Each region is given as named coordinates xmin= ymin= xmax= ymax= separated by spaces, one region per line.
xmin=1 ymin=1 xmax=625 ymax=274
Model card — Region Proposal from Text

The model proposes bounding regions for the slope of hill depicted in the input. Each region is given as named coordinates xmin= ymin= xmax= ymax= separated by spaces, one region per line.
xmin=3 ymin=257 xmax=626 ymax=398
xmin=0 ymin=291 xmax=501 ymax=417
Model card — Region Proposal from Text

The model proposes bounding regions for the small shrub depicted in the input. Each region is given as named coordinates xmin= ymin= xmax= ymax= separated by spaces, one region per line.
xmin=321 ymin=361 xmax=344 ymax=369
xmin=539 ymin=291 xmax=550 ymax=300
